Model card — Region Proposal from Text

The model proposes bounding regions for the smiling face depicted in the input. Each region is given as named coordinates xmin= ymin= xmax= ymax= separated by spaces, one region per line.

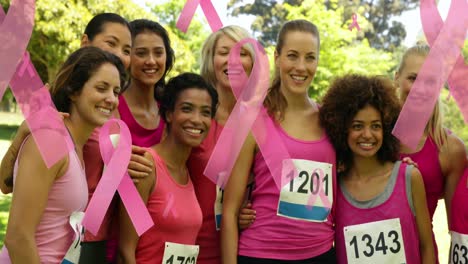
xmin=275 ymin=31 xmax=319 ymax=96
xmin=81 ymin=22 xmax=132 ymax=70
xmin=130 ymin=32 xmax=167 ymax=88
xmin=213 ymin=34 xmax=253 ymax=91
xmin=70 ymin=63 xmax=121 ymax=129
xmin=347 ymin=105 xmax=384 ymax=160
xmin=166 ymin=88 xmax=213 ymax=148
xmin=395 ymin=54 xmax=428 ymax=103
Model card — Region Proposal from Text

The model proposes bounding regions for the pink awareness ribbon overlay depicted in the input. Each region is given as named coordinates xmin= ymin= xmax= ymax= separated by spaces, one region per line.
xmin=82 ymin=119 xmax=153 ymax=236
xmin=203 ymin=38 xmax=331 ymax=209
xmin=0 ymin=0 xmax=74 ymax=167
xmin=392 ymin=0 xmax=468 ymax=150
xmin=420 ymin=0 xmax=468 ymax=123
xmin=348 ymin=13 xmax=361 ymax=31
xmin=176 ymin=0 xmax=223 ymax=33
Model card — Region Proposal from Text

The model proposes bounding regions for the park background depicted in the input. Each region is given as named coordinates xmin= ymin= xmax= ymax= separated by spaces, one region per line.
xmin=0 ymin=0 xmax=467 ymax=262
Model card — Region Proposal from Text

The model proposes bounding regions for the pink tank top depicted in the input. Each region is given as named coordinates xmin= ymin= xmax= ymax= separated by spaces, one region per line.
xmin=83 ymin=128 xmax=115 ymax=242
xmin=400 ymin=136 xmax=442 ymax=262
xmin=400 ymin=136 xmax=442 ymax=219
xmin=335 ymin=162 xmax=421 ymax=264
xmin=451 ymin=168 xmax=468 ymax=234
xmin=238 ymin=118 xmax=336 ymax=260
xmin=0 ymin=136 xmax=88 ymax=263
xmin=187 ymin=120 xmax=223 ymax=264
xmin=118 ymin=95 xmax=165 ymax=147
xmin=135 ymin=148 xmax=202 ymax=264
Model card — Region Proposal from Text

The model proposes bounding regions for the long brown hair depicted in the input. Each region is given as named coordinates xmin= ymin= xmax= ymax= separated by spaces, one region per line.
xmin=263 ymin=19 xmax=320 ymax=121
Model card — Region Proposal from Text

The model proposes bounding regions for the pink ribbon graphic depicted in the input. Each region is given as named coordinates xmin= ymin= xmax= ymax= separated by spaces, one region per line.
xmin=392 ymin=0 xmax=468 ymax=149
xmin=1 ymin=1 xmax=74 ymax=168
xmin=420 ymin=0 xmax=468 ymax=123
xmin=348 ymin=13 xmax=361 ymax=31
xmin=203 ymin=38 xmax=331 ymax=209
xmin=17 ymin=51 xmax=35 ymax=77
xmin=82 ymin=119 xmax=153 ymax=236
xmin=176 ymin=0 xmax=223 ymax=33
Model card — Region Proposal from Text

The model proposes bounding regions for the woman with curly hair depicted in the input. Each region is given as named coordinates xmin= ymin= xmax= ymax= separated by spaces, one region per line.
xmin=319 ymin=74 xmax=435 ymax=264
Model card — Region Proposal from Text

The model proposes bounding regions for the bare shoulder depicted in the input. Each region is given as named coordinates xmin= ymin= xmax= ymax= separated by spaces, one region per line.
xmin=441 ymin=133 xmax=466 ymax=157
xmin=439 ymin=133 xmax=466 ymax=173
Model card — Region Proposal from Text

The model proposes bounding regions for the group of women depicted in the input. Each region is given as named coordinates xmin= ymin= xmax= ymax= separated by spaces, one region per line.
xmin=0 ymin=10 xmax=466 ymax=264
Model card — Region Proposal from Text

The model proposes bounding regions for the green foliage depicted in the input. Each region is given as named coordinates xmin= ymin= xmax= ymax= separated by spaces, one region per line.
xmin=149 ymin=0 xmax=210 ymax=76
xmin=229 ymin=0 xmax=419 ymax=51
xmin=16 ymin=0 xmax=208 ymax=84
xmin=336 ymin=0 xmax=419 ymax=51
xmin=283 ymin=0 xmax=395 ymax=100
xmin=441 ymin=89 xmax=468 ymax=147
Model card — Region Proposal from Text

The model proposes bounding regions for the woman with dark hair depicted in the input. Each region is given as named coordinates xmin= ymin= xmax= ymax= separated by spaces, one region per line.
xmin=115 ymin=19 xmax=174 ymax=147
xmin=81 ymin=12 xmax=132 ymax=69
xmin=0 ymin=46 xmax=126 ymax=264
xmin=319 ymin=74 xmax=435 ymax=263
xmin=118 ymin=73 xmax=218 ymax=264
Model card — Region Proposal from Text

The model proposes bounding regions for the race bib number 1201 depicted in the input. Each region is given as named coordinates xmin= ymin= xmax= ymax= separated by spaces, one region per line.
xmin=277 ymin=159 xmax=333 ymax=222
xmin=344 ymin=218 xmax=406 ymax=264
xmin=449 ymin=231 xmax=468 ymax=264
xmin=162 ymin=242 xmax=199 ymax=264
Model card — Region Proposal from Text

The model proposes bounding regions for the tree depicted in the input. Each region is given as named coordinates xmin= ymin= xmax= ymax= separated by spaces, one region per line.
xmin=228 ymin=0 xmax=303 ymax=46
xmin=228 ymin=0 xmax=419 ymax=51
xmin=283 ymin=0 xmax=395 ymax=99
xmin=149 ymin=0 xmax=210 ymax=75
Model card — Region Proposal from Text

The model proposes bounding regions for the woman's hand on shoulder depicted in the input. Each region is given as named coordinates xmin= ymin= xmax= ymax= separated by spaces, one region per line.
xmin=128 ymin=145 xmax=154 ymax=183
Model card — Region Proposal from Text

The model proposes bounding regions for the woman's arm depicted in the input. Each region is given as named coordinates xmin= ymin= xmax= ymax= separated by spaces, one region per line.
xmin=4 ymin=135 xmax=66 ymax=263
xmin=439 ymin=134 xmax=466 ymax=227
xmin=411 ymin=167 xmax=436 ymax=264
xmin=221 ymin=133 xmax=256 ymax=264
xmin=118 ymin=150 xmax=155 ymax=264
xmin=0 ymin=122 xmax=30 ymax=194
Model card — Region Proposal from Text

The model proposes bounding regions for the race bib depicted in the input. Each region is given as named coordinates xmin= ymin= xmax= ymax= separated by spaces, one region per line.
xmin=214 ymin=185 xmax=224 ymax=230
xmin=277 ymin=159 xmax=332 ymax=222
xmin=449 ymin=231 xmax=468 ymax=264
xmin=61 ymin=212 xmax=85 ymax=264
xmin=162 ymin=242 xmax=199 ymax=264
xmin=344 ymin=218 xmax=406 ymax=264
xmin=214 ymin=179 xmax=254 ymax=230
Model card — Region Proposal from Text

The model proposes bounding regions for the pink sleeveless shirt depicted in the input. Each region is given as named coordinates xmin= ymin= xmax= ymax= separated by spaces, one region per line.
xmin=83 ymin=128 xmax=112 ymax=242
xmin=0 ymin=136 xmax=88 ymax=263
xmin=400 ymin=136 xmax=442 ymax=219
xmin=104 ymin=96 xmax=167 ymax=261
xmin=118 ymin=95 xmax=165 ymax=148
xmin=187 ymin=120 xmax=223 ymax=264
xmin=400 ymin=136 xmax=442 ymax=262
xmin=238 ymin=118 xmax=336 ymax=260
xmin=335 ymin=162 xmax=421 ymax=264
xmin=451 ymin=168 xmax=468 ymax=234
xmin=135 ymin=148 xmax=202 ymax=264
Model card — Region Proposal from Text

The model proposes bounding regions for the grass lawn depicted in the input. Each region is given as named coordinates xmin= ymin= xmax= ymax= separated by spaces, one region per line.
xmin=0 ymin=112 xmax=453 ymax=260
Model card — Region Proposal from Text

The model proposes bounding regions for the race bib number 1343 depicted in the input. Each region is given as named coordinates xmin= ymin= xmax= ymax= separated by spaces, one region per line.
xmin=344 ymin=218 xmax=406 ymax=264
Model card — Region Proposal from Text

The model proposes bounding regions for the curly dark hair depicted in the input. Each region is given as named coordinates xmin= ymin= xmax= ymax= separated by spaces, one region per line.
xmin=319 ymin=74 xmax=401 ymax=175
